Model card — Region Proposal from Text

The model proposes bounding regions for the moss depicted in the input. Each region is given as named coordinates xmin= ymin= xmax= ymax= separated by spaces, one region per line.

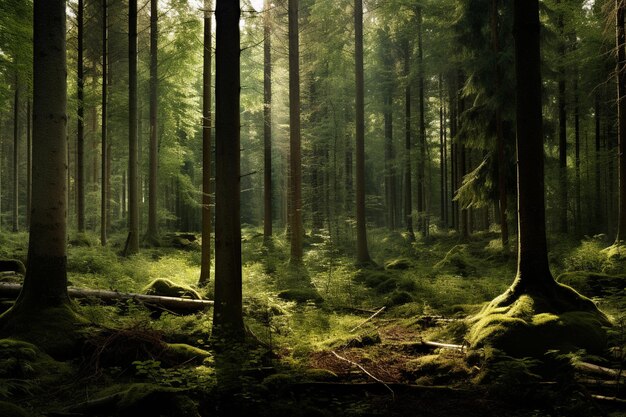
xmin=303 ymin=368 xmax=338 ymax=381
xmin=468 ymin=285 xmax=610 ymax=357
xmin=0 ymin=260 xmax=25 ymax=275
xmin=433 ymin=245 xmax=477 ymax=277
xmin=162 ymin=343 xmax=212 ymax=365
xmin=384 ymin=257 xmax=413 ymax=270
xmin=0 ymin=401 xmax=31 ymax=417
xmin=386 ymin=290 xmax=414 ymax=306
xmin=557 ymin=271 xmax=626 ymax=297
xmin=404 ymin=354 xmax=471 ymax=385
xmin=0 ymin=304 xmax=90 ymax=359
xmin=277 ymin=288 xmax=323 ymax=304
xmin=374 ymin=277 xmax=398 ymax=294
xmin=143 ymin=278 xmax=201 ymax=300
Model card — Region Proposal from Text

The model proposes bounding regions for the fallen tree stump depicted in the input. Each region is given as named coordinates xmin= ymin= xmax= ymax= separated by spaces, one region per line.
xmin=0 ymin=282 xmax=213 ymax=314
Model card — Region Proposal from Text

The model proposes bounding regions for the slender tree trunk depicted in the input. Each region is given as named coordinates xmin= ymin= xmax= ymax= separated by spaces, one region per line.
xmin=213 ymin=0 xmax=244 ymax=342
xmin=458 ymin=74 xmax=469 ymax=240
xmin=439 ymin=75 xmax=445 ymax=227
xmin=288 ymin=0 xmax=303 ymax=263
xmin=12 ymin=76 xmax=19 ymax=233
xmin=12 ymin=0 xmax=70 ymax=309
xmin=354 ymin=0 xmax=371 ymax=264
xmin=616 ymin=0 xmax=626 ymax=243
xmin=595 ymin=93 xmax=603 ymax=232
xmin=416 ymin=7 xmax=427 ymax=238
xmin=147 ymin=0 xmax=159 ymax=242
xmin=574 ymin=75 xmax=581 ymax=235
xmin=512 ymin=0 xmax=553 ymax=287
xmin=384 ymin=90 xmax=396 ymax=230
xmin=76 ymin=0 xmax=85 ymax=233
xmin=26 ymin=100 xmax=31 ymax=230
xmin=199 ymin=0 xmax=212 ymax=287
xmin=263 ymin=0 xmax=273 ymax=245
xmin=557 ymin=2 xmax=568 ymax=233
xmin=492 ymin=0 xmax=509 ymax=249
xmin=127 ymin=0 xmax=139 ymax=254
xmin=101 ymin=0 xmax=108 ymax=246
xmin=404 ymin=40 xmax=415 ymax=241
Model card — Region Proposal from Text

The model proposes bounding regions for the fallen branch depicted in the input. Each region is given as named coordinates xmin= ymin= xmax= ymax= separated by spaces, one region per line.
xmin=330 ymin=350 xmax=395 ymax=399
xmin=421 ymin=340 xmax=466 ymax=352
xmin=577 ymin=378 xmax=620 ymax=387
xmin=0 ymin=282 xmax=213 ymax=314
xmin=349 ymin=306 xmax=386 ymax=332
xmin=576 ymin=362 xmax=624 ymax=380
xmin=290 ymin=382 xmax=471 ymax=396
xmin=591 ymin=394 xmax=626 ymax=404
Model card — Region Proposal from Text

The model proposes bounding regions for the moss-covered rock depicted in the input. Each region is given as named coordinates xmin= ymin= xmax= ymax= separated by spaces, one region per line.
xmin=375 ymin=277 xmax=399 ymax=294
xmin=433 ymin=245 xmax=477 ymax=277
xmin=386 ymin=290 xmax=414 ymax=306
xmin=403 ymin=354 xmax=472 ymax=385
xmin=353 ymin=270 xmax=389 ymax=288
xmin=557 ymin=271 xmax=625 ymax=297
xmin=468 ymin=283 xmax=610 ymax=357
xmin=277 ymin=288 xmax=323 ymax=304
xmin=384 ymin=257 xmax=413 ymax=270
xmin=144 ymin=278 xmax=201 ymax=300
xmin=162 ymin=343 xmax=212 ymax=365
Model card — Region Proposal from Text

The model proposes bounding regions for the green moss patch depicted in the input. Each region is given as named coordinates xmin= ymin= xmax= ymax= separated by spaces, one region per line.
xmin=384 ymin=257 xmax=413 ymax=270
xmin=144 ymin=278 xmax=201 ymax=300
xmin=277 ymin=288 xmax=323 ymax=304
xmin=557 ymin=271 xmax=625 ymax=297
xmin=433 ymin=245 xmax=478 ymax=277
xmin=403 ymin=354 xmax=472 ymax=385
xmin=468 ymin=284 xmax=610 ymax=357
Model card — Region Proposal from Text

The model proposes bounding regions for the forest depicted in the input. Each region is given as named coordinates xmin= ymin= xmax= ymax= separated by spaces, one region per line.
xmin=0 ymin=0 xmax=624 ymax=416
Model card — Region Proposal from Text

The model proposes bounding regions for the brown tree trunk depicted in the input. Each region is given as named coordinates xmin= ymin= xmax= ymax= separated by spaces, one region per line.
xmin=12 ymin=78 xmax=19 ymax=233
xmin=77 ymin=0 xmax=85 ymax=233
xmin=199 ymin=0 xmax=212 ymax=287
xmin=127 ymin=0 xmax=139 ymax=254
xmin=616 ymin=0 xmax=626 ymax=243
xmin=288 ymin=0 xmax=303 ymax=263
xmin=101 ymin=0 xmax=108 ymax=246
xmin=557 ymin=1 xmax=568 ymax=233
xmin=213 ymin=0 xmax=244 ymax=342
xmin=595 ymin=93 xmax=603 ymax=232
xmin=26 ymin=100 xmax=31 ymax=230
xmin=416 ymin=7 xmax=427 ymax=238
xmin=354 ymin=0 xmax=371 ymax=264
xmin=263 ymin=0 xmax=273 ymax=245
xmin=404 ymin=40 xmax=415 ymax=241
xmin=147 ymin=0 xmax=159 ymax=242
xmin=574 ymin=75 xmax=581 ymax=235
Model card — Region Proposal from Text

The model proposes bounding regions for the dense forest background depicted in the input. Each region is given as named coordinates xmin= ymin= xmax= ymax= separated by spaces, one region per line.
xmin=0 ymin=0 xmax=625 ymax=416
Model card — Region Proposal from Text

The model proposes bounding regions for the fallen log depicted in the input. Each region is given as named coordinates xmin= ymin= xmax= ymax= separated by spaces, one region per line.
xmin=576 ymin=362 xmax=624 ymax=380
xmin=0 ymin=282 xmax=213 ymax=313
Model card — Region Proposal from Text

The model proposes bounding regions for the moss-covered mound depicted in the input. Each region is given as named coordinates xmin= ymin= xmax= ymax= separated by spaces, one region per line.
xmin=468 ymin=283 xmax=610 ymax=357
xmin=277 ymin=288 xmax=323 ymax=304
xmin=143 ymin=278 xmax=201 ymax=299
xmin=557 ymin=271 xmax=625 ymax=297
xmin=433 ymin=245 xmax=477 ymax=277
xmin=384 ymin=257 xmax=413 ymax=270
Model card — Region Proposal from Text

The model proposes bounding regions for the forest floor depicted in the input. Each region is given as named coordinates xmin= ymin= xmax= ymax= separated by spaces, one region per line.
xmin=0 ymin=228 xmax=624 ymax=416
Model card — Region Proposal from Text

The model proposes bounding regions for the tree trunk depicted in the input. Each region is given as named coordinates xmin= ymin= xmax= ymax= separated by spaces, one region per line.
xmin=12 ymin=77 xmax=19 ymax=233
xmin=263 ymin=0 xmax=273 ymax=245
xmin=557 ymin=2 xmax=568 ymax=233
xmin=416 ymin=7 xmax=427 ymax=238
xmin=101 ymin=0 xmax=108 ymax=246
xmin=512 ymin=0 xmax=553 ymax=287
xmin=77 ymin=0 xmax=85 ymax=233
xmin=213 ymin=0 xmax=244 ymax=341
xmin=616 ymin=0 xmax=626 ymax=244
xmin=288 ymin=0 xmax=303 ymax=263
xmin=127 ymin=0 xmax=139 ymax=254
xmin=26 ymin=99 xmax=31 ymax=230
xmin=595 ymin=93 xmax=603 ymax=232
xmin=574 ymin=75 xmax=581 ymax=235
xmin=147 ymin=0 xmax=159 ymax=242
xmin=12 ymin=0 xmax=70 ymax=309
xmin=199 ymin=0 xmax=213 ymax=287
xmin=354 ymin=0 xmax=371 ymax=264
xmin=439 ymin=75 xmax=445 ymax=227
xmin=404 ymin=40 xmax=415 ymax=241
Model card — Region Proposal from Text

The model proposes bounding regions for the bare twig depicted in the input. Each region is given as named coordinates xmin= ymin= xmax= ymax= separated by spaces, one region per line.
xmin=330 ymin=350 xmax=394 ymax=399
xmin=349 ymin=306 xmax=386 ymax=333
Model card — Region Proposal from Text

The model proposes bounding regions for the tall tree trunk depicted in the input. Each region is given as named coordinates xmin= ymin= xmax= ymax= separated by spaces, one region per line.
xmin=616 ymin=0 xmax=626 ymax=243
xmin=492 ymin=0 xmax=509 ymax=249
xmin=12 ymin=77 xmax=19 ymax=233
xmin=199 ymin=0 xmax=212 ymax=287
xmin=77 ymin=0 xmax=85 ymax=233
xmin=26 ymin=99 xmax=31 ymax=230
xmin=557 ymin=2 xmax=568 ymax=233
xmin=404 ymin=40 xmax=415 ymax=241
xmin=288 ymin=0 xmax=303 ymax=263
xmin=101 ymin=0 xmax=108 ymax=246
xmin=439 ymin=75 xmax=445 ymax=227
xmin=416 ymin=7 xmax=427 ymax=238
xmin=127 ymin=0 xmax=139 ymax=254
xmin=512 ymin=0 xmax=552 ymax=287
xmin=595 ymin=93 xmax=603 ymax=232
xmin=213 ymin=0 xmax=244 ymax=342
xmin=384 ymin=89 xmax=396 ymax=230
xmin=574 ymin=75 xmax=581 ymax=235
xmin=147 ymin=0 xmax=159 ymax=242
xmin=11 ymin=0 xmax=70 ymax=310
xmin=354 ymin=0 xmax=371 ymax=264
xmin=263 ymin=0 xmax=273 ymax=245
xmin=458 ymin=74 xmax=469 ymax=240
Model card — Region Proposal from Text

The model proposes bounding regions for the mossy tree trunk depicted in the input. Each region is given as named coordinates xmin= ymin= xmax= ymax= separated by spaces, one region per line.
xmin=146 ymin=0 xmax=159 ymax=243
xmin=263 ymin=0 xmax=272 ymax=246
xmin=213 ymin=0 xmax=245 ymax=342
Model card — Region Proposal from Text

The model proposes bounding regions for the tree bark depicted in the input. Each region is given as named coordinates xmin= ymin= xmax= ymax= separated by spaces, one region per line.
xmin=616 ymin=0 xmax=626 ymax=243
xmin=199 ymin=0 xmax=212 ymax=287
xmin=354 ymin=0 xmax=371 ymax=264
xmin=147 ymin=0 xmax=159 ymax=242
xmin=263 ymin=0 xmax=273 ymax=245
xmin=12 ymin=77 xmax=19 ymax=233
xmin=512 ymin=0 xmax=553 ymax=287
xmin=77 ymin=0 xmax=85 ymax=233
xmin=288 ymin=0 xmax=303 ymax=263
xmin=26 ymin=99 xmax=31 ymax=230
xmin=557 ymin=1 xmax=568 ymax=233
xmin=127 ymin=0 xmax=139 ymax=254
xmin=416 ymin=7 xmax=427 ymax=238
xmin=404 ymin=40 xmax=415 ymax=241
xmin=213 ymin=0 xmax=244 ymax=341
xmin=12 ymin=0 xmax=70 ymax=309
xmin=101 ymin=0 xmax=108 ymax=246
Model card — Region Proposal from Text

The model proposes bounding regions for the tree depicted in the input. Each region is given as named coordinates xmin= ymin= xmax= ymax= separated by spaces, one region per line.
xmin=263 ymin=0 xmax=272 ymax=246
xmin=212 ymin=0 xmax=244 ymax=341
xmin=101 ymin=0 xmax=108 ymax=246
xmin=0 ymin=0 xmax=85 ymax=353
xmin=288 ymin=0 xmax=303 ymax=264
xmin=77 ymin=0 xmax=85 ymax=234
xmin=403 ymin=39 xmax=415 ymax=242
xmin=354 ymin=0 xmax=372 ymax=264
xmin=127 ymin=0 xmax=139 ymax=255
xmin=12 ymin=73 xmax=19 ymax=233
xmin=199 ymin=0 xmax=212 ymax=287
xmin=146 ymin=0 xmax=159 ymax=243
xmin=615 ymin=0 xmax=626 ymax=244
xmin=557 ymin=0 xmax=568 ymax=234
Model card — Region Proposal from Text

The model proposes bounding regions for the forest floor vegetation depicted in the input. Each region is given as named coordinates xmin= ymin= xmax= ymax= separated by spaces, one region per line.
xmin=0 ymin=229 xmax=623 ymax=416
